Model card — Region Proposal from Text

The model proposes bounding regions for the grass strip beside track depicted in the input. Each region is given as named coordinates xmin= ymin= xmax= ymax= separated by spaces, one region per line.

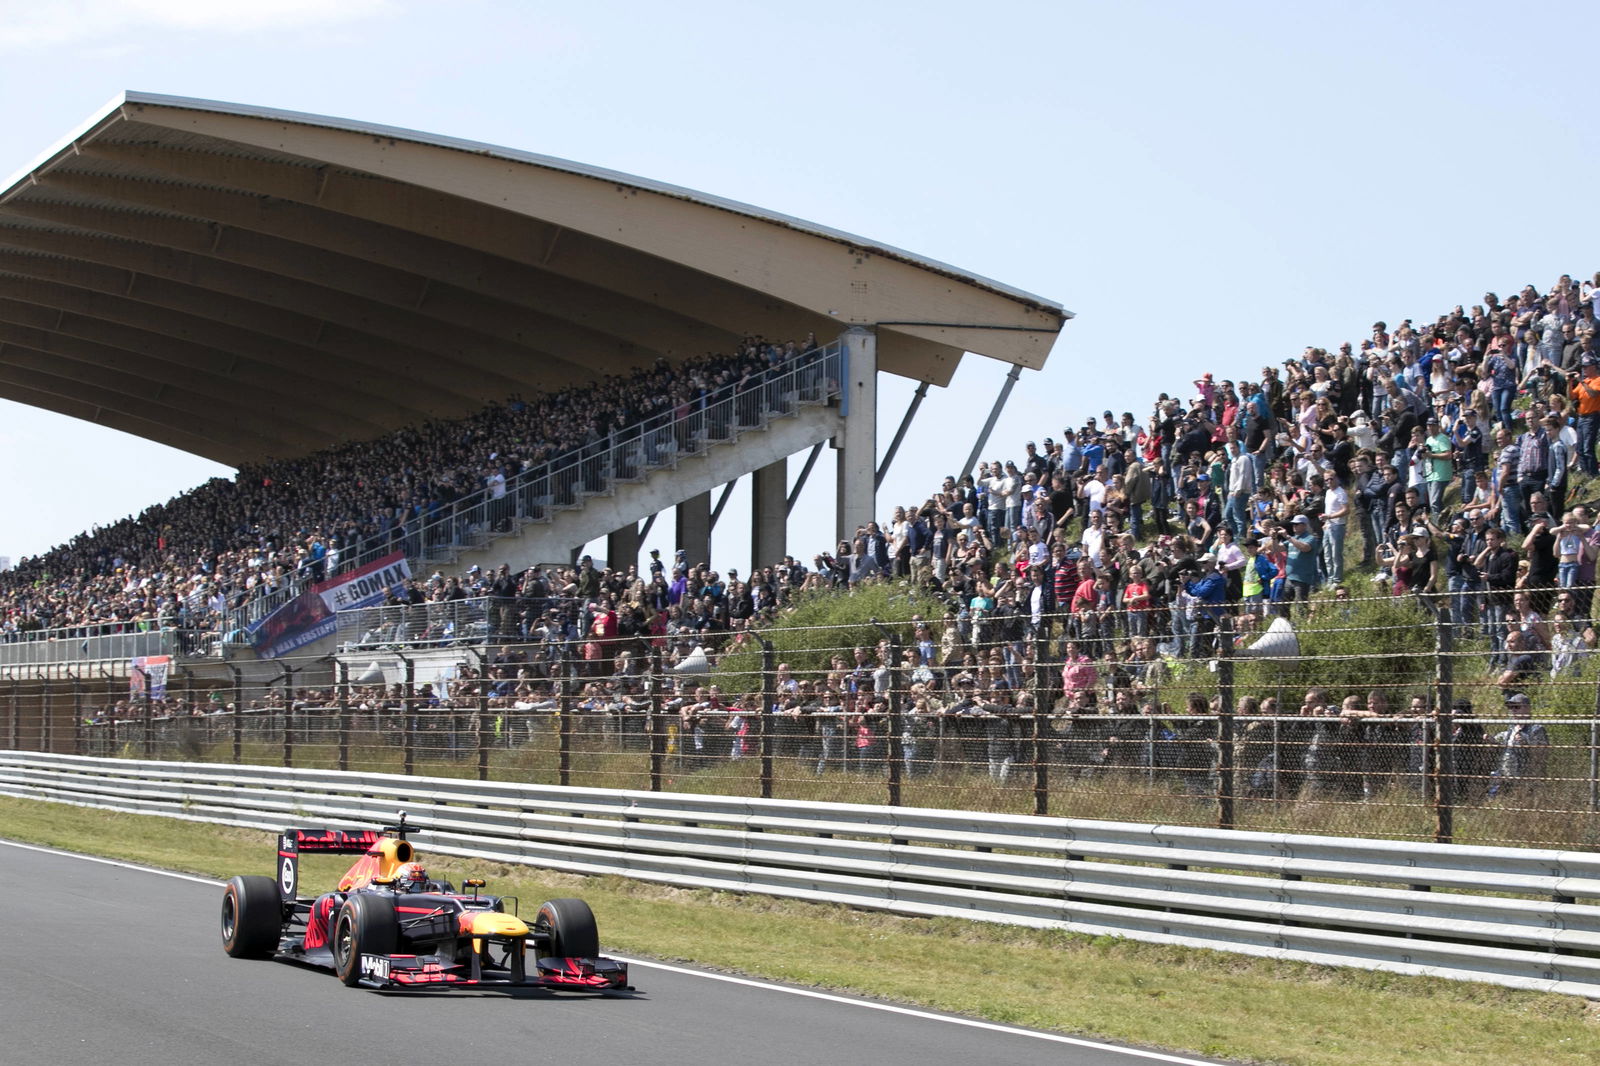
xmin=2 ymin=795 xmax=1596 ymax=1066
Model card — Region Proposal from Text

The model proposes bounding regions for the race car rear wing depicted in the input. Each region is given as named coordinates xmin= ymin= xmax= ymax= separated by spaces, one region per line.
xmin=275 ymin=815 xmax=418 ymax=902
xmin=275 ymin=828 xmax=384 ymax=902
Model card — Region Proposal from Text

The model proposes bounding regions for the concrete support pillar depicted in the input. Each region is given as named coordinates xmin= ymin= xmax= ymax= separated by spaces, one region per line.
xmin=606 ymin=522 xmax=641 ymax=576
xmin=751 ymin=458 xmax=787 ymax=573
xmin=835 ymin=326 xmax=877 ymax=545
xmin=676 ymin=491 xmax=711 ymax=568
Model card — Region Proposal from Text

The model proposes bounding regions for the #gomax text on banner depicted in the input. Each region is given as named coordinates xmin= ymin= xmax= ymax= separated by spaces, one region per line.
xmin=315 ymin=553 xmax=411 ymax=614
xmin=250 ymin=553 xmax=411 ymax=659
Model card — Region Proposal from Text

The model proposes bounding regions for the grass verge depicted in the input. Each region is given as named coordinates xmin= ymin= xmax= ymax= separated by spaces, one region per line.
xmin=2 ymin=795 xmax=1596 ymax=1065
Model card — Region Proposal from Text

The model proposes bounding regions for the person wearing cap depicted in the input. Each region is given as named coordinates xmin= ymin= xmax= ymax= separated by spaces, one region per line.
xmin=1570 ymin=353 xmax=1600 ymax=475
xmin=1022 ymin=440 xmax=1048 ymax=481
xmin=1392 ymin=524 xmax=1438 ymax=595
xmin=1079 ymin=431 xmax=1106 ymax=481
xmin=1283 ymin=514 xmax=1320 ymax=609
xmin=1452 ymin=408 xmax=1486 ymax=504
xmin=1182 ymin=552 xmax=1226 ymax=655
xmin=1487 ymin=692 xmax=1548 ymax=798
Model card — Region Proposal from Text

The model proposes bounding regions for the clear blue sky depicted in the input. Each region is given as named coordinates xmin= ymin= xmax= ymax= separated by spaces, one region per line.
xmin=0 ymin=1 xmax=1594 ymax=570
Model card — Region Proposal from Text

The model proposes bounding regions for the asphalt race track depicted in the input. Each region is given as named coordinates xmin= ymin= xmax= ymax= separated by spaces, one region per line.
xmin=0 ymin=840 xmax=1228 ymax=1066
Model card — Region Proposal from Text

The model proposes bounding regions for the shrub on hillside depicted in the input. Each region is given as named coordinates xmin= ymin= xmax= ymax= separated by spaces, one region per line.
xmin=710 ymin=581 xmax=949 ymax=694
xmin=1232 ymin=593 xmax=1436 ymax=703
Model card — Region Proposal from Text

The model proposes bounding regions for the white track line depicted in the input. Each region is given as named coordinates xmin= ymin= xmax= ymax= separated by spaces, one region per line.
xmin=0 ymin=837 xmax=1225 ymax=1066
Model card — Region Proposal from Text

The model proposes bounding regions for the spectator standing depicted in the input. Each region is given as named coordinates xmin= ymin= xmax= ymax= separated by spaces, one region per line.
xmin=1283 ymin=515 xmax=1320 ymax=608
xmin=1570 ymin=354 xmax=1600 ymax=475
xmin=1319 ymin=473 xmax=1351 ymax=585
xmin=1422 ymin=416 xmax=1454 ymax=516
xmin=1487 ymin=692 xmax=1548 ymax=798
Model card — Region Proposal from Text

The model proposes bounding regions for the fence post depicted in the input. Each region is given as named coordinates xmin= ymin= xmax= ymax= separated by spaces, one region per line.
xmin=1217 ymin=614 xmax=1235 ymax=831
xmin=1590 ymin=707 xmax=1599 ymax=814
xmin=280 ymin=665 xmax=295 ymax=769
xmin=1032 ymin=628 xmax=1050 ymax=817
xmin=477 ymin=684 xmax=492 ymax=782
xmin=401 ymin=654 xmax=417 ymax=777
xmin=558 ymin=653 xmax=573 ymax=788
xmin=70 ymin=668 xmax=84 ymax=756
xmin=7 ymin=671 xmax=17 ymax=751
xmin=882 ymin=631 xmax=903 ymax=809
xmin=759 ymin=640 xmax=775 ymax=800
xmin=648 ymin=646 xmax=664 ymax=792
xmin=1433 ymin=602 xmax=1454 ymax=845
xmin=97 ymin=664 xmax=116 ymax=755
xmin=336 ymin=661 xmax=351 ymax=773
xmin=40 ymin=675 xmax=52 ymax=754
xmin=227 ymin=664 xmax=244 ymax=764
xmin=142 ymin=667 xmax=154 ymax=759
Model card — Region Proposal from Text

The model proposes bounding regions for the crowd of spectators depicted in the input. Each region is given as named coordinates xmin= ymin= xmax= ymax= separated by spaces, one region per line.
xmin=190 ymin=268 xmax=1591 ymax=805
xmin=38 ymin=269 xmax=1600 ymax=804
xmin=0 ymin=334 xmax=821 ymax=643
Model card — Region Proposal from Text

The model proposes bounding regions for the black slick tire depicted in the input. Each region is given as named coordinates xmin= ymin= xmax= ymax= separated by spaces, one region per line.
xmin=536 ymin=898 xmax=599 ymax=959
xmin=221 ymin=875 xmax=282 ymax=959
xmin=333 ymin=892 xmax=398 ymax=986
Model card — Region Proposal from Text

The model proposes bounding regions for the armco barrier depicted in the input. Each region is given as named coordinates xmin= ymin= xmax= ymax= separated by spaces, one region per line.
xmin=3 ymin=750 xmax=1599 ymax=998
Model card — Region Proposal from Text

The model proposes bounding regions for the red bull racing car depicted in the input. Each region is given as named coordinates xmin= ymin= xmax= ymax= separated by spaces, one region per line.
xmin=220 ymin=813 xmax=630 ymax=991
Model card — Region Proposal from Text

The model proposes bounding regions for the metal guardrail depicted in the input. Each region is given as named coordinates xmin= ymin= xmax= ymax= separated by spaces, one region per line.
xmin=3 ymin=751 xmax=1598 ymax=998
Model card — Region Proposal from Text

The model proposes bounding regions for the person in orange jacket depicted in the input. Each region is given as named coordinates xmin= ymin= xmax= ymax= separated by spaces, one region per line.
xmin=1570 ymin=354 xmax=1600 ymax=476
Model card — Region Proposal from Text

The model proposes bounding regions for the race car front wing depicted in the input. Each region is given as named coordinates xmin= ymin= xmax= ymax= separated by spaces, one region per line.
xmin=354 ymin=950 xmax=630 ymax=991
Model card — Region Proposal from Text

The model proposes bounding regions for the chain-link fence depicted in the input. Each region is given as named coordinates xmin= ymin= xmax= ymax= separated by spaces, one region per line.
xmin=7 ymin=584 xmax=1600 ymax=850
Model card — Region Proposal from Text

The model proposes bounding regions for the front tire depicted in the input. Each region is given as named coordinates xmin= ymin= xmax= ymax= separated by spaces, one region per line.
xmin=333 ymin=892 xmax=398 ymax=986
xmin=536 ymin=898 xmax=599 ymax=958
xmin=221 ymin=875 xmax=282 ymax=958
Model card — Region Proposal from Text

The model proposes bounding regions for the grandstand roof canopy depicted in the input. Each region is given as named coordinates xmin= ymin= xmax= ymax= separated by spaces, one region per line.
xmin=0 ymin=92 xmax=1070 ymax=467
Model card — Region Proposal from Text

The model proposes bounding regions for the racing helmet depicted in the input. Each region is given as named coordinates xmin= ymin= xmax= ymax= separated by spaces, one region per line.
xmin=393 ymin=861 xmax=429 ymax=892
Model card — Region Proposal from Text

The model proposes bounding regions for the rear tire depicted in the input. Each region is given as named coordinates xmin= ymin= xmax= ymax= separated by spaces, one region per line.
xmin=537 ymin=898 xmax=599 ymax=958
xmin=221 ymin=875 xmax=282 ymax=959
xmin=333 ymin=892 xmax=398 ymax=986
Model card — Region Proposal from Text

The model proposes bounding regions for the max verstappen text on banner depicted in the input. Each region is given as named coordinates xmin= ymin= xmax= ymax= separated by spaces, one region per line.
xmin=249 ymin=553 xmax=411 ymax=658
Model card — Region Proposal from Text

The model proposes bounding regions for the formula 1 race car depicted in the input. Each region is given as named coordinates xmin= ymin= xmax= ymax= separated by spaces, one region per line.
xmin=220 ymin=813 xmax=630 ymax=992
